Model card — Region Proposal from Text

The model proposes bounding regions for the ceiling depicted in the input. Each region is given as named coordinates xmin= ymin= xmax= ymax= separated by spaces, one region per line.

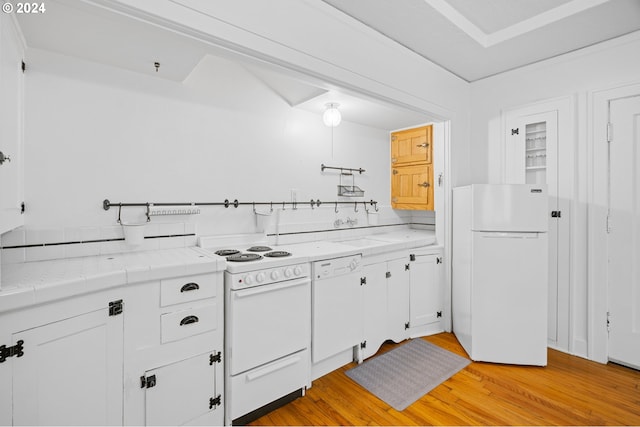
xmin=322 ymin=0 xmax=640 ymax=81
xmin=14 ymin=0 xmax=640 ymax=130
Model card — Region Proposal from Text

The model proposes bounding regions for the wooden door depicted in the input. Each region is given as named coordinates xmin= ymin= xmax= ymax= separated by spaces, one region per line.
xmin=12 ymin=308 xmax=123 ymax=425
xmin=607 ymin=95 xmax=640 ymax=369
xmin=391 ymin=126 xmax=432 ymax=165
xmin=391 ymin=163 xmax=433 ymax=210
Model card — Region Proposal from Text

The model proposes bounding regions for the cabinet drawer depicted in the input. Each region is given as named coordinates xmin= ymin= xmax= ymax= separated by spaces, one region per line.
xmin=161 ymin=302 xmax=218 ymax=344
xmin=230 ymin=349 xmax=309 ymax=420
xmin=160 ymin=273 xmax=218 ymax=307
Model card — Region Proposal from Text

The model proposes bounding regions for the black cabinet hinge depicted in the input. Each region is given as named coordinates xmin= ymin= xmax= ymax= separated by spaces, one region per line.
xmin=436 ymin=257 xmax=442 ymax=264
xmin=209 ymin=395 xmax=222 ymax=409
xmin=210 ymin=351 xmax=222 ymax=365
xmin=511 ymin=128 xmax=519 ymax=135
xmin=437 ymin=311 xmax=443 ymax=318
xmin=404 ymin=322 xmax=410 ymax=330
xmin=108 ymin=299 xmax=123 ymax=316
xmin=20 ymin=202 xmax=25 ymax=214
xmin=360 ymin=277 xmax=366 ymax=286
xmin=551 ymin=210 xmax=562 ymax=218
xmin=360 ymin=341 xmax=367 ymax=349
xmin=405 ymin=264 xmax=410 ymax=271
xmin=385 ymin=271 xmax=391 ymax=278
xmin=409 ymin=254 xmax=416 ymax=261
xmin=140 ymin=374 xmax=156 ymax=389
xmin=0 ymin=340 xmax=24 ymax=363
xmin=21 ymin=60 xmax=25 ymax=73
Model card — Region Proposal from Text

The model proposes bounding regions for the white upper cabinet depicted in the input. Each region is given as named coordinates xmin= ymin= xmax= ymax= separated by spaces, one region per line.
xmin=0 ymin=14 xmax=24 ymax=235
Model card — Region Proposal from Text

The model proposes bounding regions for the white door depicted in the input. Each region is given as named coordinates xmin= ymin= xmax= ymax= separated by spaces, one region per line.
xmin=386 ymin=258 xmax=410 ymax=343
xmin=505 ymin=108 xmax=570 ymax=350
xmin=145 ymin=352 xmax=219 ymax=426
xmin=409 ymin=252 xmax=442 ymax=329
xmin=12 ymin=308 xmax=123 ymax=425
xmin=228 ymin=278 xmax=310 ymax=375
xmin=608 ymin=95 xmax=640 ymax=369
xmin=362 ymin=262 xmax=388 ymax=360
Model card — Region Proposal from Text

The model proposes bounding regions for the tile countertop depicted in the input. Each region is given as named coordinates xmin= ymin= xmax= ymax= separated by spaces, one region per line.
xmin=0 ymin=247 xmax=224 ymax=314
xmin=0 ymin=229 xmax=438 ymax=314
xmin=288 ymin=229 xmax=438 ymax=260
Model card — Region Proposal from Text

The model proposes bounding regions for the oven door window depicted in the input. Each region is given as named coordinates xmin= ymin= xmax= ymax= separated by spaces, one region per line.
xmin=229 ymin=278 xmax=310 ymax=375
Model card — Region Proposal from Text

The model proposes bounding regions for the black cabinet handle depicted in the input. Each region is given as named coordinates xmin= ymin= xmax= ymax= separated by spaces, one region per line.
xmin=180 ymin=315 xmax=199 ymax=326
xmin=180 ymin=282 xmax=199 ymax=293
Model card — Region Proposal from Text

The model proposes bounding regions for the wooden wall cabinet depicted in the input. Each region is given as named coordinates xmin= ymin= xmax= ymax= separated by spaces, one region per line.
xmin=391 ymin=125 xmax=434 ymax=210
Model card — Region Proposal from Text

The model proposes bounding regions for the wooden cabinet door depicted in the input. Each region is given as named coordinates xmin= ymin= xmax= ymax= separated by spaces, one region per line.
xmin=391 ymin=163 xmax=433 ymax=210
xmin=0 ymin=14 xmax=24 ymax=234
xmin=391 ymin=126 xmax=432 ymax=165
xmin=12 ymin=307 xmax=123 ymax=425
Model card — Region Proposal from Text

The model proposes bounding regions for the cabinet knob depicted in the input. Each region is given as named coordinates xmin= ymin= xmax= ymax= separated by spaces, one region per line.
xmin=0 ymin=151 xmax=11 ymax=165
xmin=417 ymin=182 xmax=430 ymax=188
xmin=392 ymin=169 xmax=398 ymax=175
xmin=416 ymin=143 xmax=428 ymax=148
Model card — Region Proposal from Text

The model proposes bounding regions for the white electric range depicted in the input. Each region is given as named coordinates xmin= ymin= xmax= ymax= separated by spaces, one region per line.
xmin=198 ymin=234 xmax=311 ymax=425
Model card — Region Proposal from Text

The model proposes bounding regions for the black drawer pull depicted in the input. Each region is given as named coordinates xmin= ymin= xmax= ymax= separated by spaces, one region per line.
xmin=180 ymin=282 xmax=200 ymax=293
xmin=180 ymin=315 xmax=199 ymax=326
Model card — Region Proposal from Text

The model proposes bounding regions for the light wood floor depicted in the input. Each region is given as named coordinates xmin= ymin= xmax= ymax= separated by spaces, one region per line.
xmin=249 ymin=333 xmax=640 ymax=426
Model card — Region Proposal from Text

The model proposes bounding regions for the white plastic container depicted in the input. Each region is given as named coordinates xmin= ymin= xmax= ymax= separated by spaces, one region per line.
xmin=121 ymin=222 xmax=146 ymax=246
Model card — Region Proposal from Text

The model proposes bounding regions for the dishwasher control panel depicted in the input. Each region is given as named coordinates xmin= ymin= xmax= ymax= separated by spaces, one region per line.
xmin=313 ymin=255 xmax=362 ymax=279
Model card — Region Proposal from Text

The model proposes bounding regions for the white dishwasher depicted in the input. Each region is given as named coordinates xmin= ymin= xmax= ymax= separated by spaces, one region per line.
xmin=311 ymin=254 xmax=362 ymax=377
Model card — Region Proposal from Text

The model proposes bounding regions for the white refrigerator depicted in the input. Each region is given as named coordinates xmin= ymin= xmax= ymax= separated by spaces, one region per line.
xmin=452 ymin=184 xmax=548 ymax=366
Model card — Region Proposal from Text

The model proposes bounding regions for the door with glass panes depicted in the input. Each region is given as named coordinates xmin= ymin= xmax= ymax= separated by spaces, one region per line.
xmin=505 ymin=108 xmax=569 ymax=351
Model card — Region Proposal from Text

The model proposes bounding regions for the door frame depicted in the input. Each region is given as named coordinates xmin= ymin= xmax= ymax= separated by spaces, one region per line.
xmin=589 ymin=81 xmax=640 ymax=363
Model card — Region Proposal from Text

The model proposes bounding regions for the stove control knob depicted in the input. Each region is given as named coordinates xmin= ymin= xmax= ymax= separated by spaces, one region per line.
xmin=271 ymin=270 xmax=280 ymax=280
xmin=293 ymin=266 xmax=303 ymax=276
xmin=244 ymin=275 xmax=254 ymax=285
xmin=256 ymin=272 xmax=266 ymax=283
xmin=284 ymin=268 xmax=293 ymax=278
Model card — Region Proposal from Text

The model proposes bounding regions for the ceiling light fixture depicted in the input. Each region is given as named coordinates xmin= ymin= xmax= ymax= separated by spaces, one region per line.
xmin=323 ymin=103 xmax=342 ymax=127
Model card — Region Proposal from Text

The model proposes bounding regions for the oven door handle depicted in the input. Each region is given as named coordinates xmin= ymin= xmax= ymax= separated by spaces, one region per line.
xmin=233 ymin=278 xmax=309 ymax=298
xmin=245 ymin=355 xmax=302 ymax=381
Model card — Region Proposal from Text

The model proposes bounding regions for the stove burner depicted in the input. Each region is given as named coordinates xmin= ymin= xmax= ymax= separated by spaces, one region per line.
xmin=263 ymin=251 xmax=292 ymax=258
xmin=226 ymin=253 xmax=263 ymax=262
xmin=247 ymin=246 xmax=272 ymax=252
xmin=214 ymin=249 xmax=240 ymax=256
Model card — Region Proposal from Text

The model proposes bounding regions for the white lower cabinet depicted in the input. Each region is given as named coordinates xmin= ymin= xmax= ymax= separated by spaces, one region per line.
xmin=360 ymin=246 xmax=443 ymax=361
xmin=124 ymin=272 xmax=224 ymax=426
xmin=0 ymin=291 xmax=126 ymax=426
xmin=12 ymin=303 xmax=124 ymax=426
xmin=143 ymin=351 xmax=220 ymax=426
xmin=0 ymin=271 xmax=224 ymax=426
xmin=361 ymin=254 xmax=409 ymax=359
xmin=408 ymin=246 xmax=444 ymax=337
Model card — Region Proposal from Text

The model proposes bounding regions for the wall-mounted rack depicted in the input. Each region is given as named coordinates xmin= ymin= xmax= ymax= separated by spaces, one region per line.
xmin=103 ymin=198 xmax=379 ymax=217
xmin=320 ymin=164 xmax=365 ymax=174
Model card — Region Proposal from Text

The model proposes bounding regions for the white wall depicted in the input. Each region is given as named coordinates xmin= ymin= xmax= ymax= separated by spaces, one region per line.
xmin=0 ymin=47 xmax=426 ymax=262
xmin=469 ymin=31 xmax=640 ymax=360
